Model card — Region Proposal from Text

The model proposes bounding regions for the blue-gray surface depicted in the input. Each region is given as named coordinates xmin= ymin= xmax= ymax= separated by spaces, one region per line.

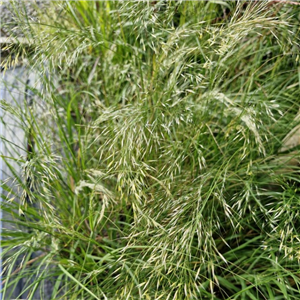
xmin=0 ymin=66 xmax=53 ymax=299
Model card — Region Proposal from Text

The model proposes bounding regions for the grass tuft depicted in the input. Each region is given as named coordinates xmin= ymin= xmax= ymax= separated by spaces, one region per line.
xmin=1 ymin=1 xmax=300 ymax=299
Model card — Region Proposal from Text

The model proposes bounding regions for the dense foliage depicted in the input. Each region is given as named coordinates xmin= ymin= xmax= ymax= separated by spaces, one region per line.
xmin=1 ymin=1 xmax=300 ymax=299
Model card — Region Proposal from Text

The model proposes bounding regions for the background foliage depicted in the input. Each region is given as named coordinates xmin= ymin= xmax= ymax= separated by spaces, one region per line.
xmin=1 ymin=1 xmax=300 ymax=299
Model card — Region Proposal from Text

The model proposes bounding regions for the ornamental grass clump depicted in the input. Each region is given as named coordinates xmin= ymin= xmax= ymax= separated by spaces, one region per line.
xmin=1 ymin=1 xmax=300 ymax=299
